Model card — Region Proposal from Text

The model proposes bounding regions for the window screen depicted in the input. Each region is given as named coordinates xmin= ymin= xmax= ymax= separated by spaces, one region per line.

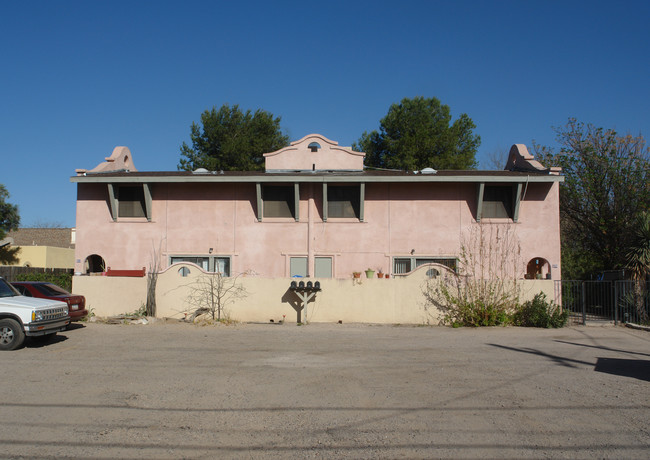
xmin=482 ymin=185 xmax=513 ymax=219
xmin=314 ymin=257 xmax=332 ymax=278
xmin=118 ymin=186 xmax=146 ymax=218
xmin=263 ymin=185 xmax=295 ymax=218
xmin=327 ymin=186 xmax=360 ymax=219
xmin=290 ymin=257 xmax=308 ymax=277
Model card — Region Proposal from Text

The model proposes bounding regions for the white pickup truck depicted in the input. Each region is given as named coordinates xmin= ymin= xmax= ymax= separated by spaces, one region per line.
xmin=0 ymin=276 xmax=70 ymax=350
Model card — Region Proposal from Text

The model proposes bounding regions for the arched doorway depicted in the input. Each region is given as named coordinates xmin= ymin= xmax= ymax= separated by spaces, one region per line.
xmin=526 ymin=257 xmax=551 ymax=279
xmin=84 ymin=254 xmax=106 ymax=274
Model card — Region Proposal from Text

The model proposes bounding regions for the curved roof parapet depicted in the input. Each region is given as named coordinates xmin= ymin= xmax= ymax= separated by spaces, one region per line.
xmin=76 ymin=146 xmax=138 ymax=175
xmin=505 ymin=144 xmax=561 ymax=175
xmin=264 ymin=134 xmax=365 ymax=172
xmin=291 ymin=133 xmax=340 ymax=148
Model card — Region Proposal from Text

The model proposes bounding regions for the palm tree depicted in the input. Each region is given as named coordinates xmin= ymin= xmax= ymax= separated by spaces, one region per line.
xmin=627 ymin=212 xmax=650 ymax=323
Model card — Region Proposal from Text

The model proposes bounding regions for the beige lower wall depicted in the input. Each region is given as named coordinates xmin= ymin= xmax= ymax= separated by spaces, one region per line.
xmin=73 ymin=264 xmax=555 ymax=324
xmin=73 ymin=276 xmax=147 ymax=317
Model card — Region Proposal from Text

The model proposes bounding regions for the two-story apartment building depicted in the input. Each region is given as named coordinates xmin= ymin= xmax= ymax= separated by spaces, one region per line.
xmin=71 ymin=134 xmax=563 ymax=280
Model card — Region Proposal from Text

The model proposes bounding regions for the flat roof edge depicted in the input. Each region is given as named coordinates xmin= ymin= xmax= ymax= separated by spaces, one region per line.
xmin=71 ymin=174 xmax=563 ymax=184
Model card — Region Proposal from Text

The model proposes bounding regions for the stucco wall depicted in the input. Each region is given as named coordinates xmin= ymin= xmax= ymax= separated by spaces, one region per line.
xmin=264 ymin=134 xmax=364 ymax=171
xmin=72 ymin=264 xmax=555 ymax=324
xmin=73 ymin=275 xmax=147 ymax=317
xmin=15 ymin=246 xmax=75 ymax=269
xmin=74 ymin=180 xmax=562 ymax=281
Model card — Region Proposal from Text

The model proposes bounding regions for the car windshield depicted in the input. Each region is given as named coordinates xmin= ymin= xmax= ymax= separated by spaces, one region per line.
xmin=35 ymin=283 xmax=70 ymax=296
xmin=0 ymin=279 xmax=20 ymax=298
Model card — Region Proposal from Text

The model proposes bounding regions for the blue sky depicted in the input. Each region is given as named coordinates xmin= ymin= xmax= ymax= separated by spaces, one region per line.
xmin=1 ymin=0 xmax=648 ymax=228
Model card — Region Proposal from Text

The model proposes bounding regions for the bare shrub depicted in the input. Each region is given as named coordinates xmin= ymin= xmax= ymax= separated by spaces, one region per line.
xmin=146 ymin=241 xmax=163 ymax=317
xmin=424 ymin=223 xmax=521 ymax=327
xmin=184 ymin=271 xmax=249 ymax=322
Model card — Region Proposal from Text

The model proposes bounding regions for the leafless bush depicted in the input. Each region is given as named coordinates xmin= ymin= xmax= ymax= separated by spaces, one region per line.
xmin=424 ymin=223 xmax=522 ymax=326
xmin=184 ymin=271 xmax=249 ymax=321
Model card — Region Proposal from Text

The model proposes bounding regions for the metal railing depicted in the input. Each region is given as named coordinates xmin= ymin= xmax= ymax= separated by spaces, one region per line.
xmin=554 ymin=280 xmax=649 ymax=325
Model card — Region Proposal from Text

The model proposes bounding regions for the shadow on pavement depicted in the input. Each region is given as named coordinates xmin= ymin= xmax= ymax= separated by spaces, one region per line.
xmin=489 ymin=343 xmax=650 ymax=382
xmin=26 ymin=334 xmax=68 ymax=348
xmin=595 ymin=358 xmax=650 ymax=382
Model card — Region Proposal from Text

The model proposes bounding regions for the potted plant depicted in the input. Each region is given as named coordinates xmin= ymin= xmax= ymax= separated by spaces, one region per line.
xmin=377 ymin=269 xmax=384 ymax=278
xmin=365 ymin=268 xmax=375 ymax=279
xmin=353 ymin=271 xmax=361 ymax=279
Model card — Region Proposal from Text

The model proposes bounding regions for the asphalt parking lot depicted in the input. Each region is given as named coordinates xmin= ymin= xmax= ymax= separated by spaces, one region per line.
xmin=1 ymin=321 xmax=649 ymax=459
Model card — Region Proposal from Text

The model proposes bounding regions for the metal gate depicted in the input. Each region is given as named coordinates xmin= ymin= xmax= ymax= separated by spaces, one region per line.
xmin=554 ymin=280 xmax=649 ymax=325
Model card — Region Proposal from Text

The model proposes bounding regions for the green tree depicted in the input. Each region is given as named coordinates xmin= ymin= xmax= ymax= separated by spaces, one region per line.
xmin=535 ymin=119 xmax=650 ymax=279
xmin=178 ymin=104 xmax=290 ymax=171
xmin=626 ymin=212 xmax=650 ymax=322
xmin=0 ymin=184 xmax=20 ymax=264
xmin=627 ymin=212 xmax=650 ymax=281
xmin=354 ymin=97 xmax=480 ymax=170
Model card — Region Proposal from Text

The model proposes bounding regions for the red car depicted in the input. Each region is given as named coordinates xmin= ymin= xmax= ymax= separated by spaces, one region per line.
xmin=11 ymin=282 xmax=88 ymax=322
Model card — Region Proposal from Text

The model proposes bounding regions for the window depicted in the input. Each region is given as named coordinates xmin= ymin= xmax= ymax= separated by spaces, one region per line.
xmin=35 ymin=283 xmax=70 ymax=296
xmin=327 ymin=185 xmax=360 ymax=219
xmin=108 ymin=184 xmax=152 ymax=221
xmin=393 ymin=257 xmax=457 ymax=274
xmin=171 ymin=256 xmax=231 ymax=276
xmin=171 ymin=256 xmax=209 ymax=270
xmin=13 ymin=285 xmax=31 ymax=296
xmin=526 ymin=257 xmax=551 ymax=279
xmin=214 ymin=257 xmax=230 ymax=275
xmin=117 ymin=186 xmax=146 ymax=218
xmin=262 ymin=185 xmax=295 ymax=218
xmin=290 ymin=257 xmax=308 ymax=277
xmin=314 ymin=257 xmax=332 ymax=278
xmin=84 ymin=254 xmax=105 ymax=274
xmin=482 ymin=185 xmax=513 ymax=219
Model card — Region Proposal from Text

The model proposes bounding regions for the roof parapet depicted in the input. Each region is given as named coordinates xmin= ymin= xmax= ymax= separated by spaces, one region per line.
xmin=264 ymin=134 xmax=365 ymax=172
xmin=76 ymin=146 xmax=137 ymax=175
xmin=505 ymin=144 xmax=561 ymax=175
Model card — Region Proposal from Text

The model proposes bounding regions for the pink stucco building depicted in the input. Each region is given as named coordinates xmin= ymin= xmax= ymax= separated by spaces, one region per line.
xmin=71 ymin=134 xmax=563 ymax=280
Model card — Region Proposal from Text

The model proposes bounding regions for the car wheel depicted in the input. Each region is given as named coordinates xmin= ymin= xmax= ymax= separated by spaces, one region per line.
xmin=0 ymin=318 xmax=25 ymax=351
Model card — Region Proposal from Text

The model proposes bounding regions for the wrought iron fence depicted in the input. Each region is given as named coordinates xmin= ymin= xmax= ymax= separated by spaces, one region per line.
xmin=554 ymin=280 xmax=649 ymax=326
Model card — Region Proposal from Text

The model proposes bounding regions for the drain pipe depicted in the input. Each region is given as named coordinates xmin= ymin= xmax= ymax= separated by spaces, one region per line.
xmin=308 ymin=183 xmax=314 ymax=277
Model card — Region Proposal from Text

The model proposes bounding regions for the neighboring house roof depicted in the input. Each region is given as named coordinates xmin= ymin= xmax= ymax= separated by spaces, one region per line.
xmin=7 ymin=228 xmax=75 ymax=249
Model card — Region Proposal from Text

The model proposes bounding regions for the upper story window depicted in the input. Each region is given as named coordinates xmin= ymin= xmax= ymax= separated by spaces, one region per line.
xmin=117 ymin=186 xmax=146 ymax=218
xmin=262 ymin=185 xmax=295 ymax=218
xmin=327 ymin=185 xmax=361 ymax=219
xmin=107 ymin=183 xmax=152 ymax=221
xmin=482 ymin=185 xmax=513 ymax=219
